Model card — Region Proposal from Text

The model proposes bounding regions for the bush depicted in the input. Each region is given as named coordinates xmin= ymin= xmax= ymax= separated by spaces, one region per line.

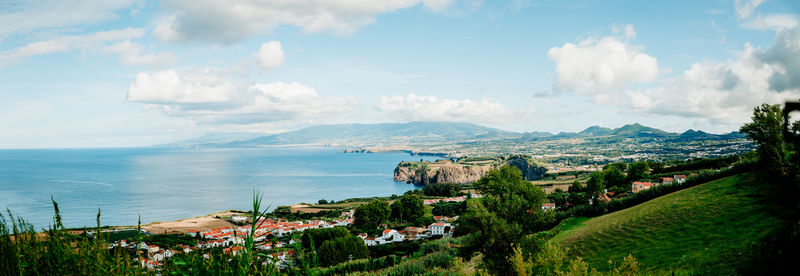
xmin=301 ymin=227 xmax=350 ymax=250
xmin=653 ymin=155 xmax=741 ymax=174
xmin=369 ymin=240 xmax=424 ymax=258
xmin=422 ymin=183 xmax=462 ymax=197
xmin=431 ymin=202 xmax=465 ymax=217
xmin=414 ymin=216 xmax=435 ymax=227
xmin=317 ymin=235 xmax=369 ymax=267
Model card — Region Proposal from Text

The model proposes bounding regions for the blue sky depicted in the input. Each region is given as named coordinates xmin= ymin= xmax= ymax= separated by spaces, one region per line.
xmin=1 ymin=0 xmax=799 ymax=148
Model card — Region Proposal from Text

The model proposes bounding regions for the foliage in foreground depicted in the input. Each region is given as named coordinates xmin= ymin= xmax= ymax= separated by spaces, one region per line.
xmin=0 ymin=194 xmax=282 ymax=275
xmin=455 ymin=165 xmax=553 ymax=275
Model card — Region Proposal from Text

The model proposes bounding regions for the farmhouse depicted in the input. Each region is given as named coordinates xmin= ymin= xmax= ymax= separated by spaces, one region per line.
xmin=632 ymin=181 xmax=655 ymax=193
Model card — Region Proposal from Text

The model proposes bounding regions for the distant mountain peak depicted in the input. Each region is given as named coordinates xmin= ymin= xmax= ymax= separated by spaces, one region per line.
xmin=579 ymin=126 xmax=613 ymax=136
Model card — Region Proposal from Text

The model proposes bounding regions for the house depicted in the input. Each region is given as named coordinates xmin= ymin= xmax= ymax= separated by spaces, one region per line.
xmin=429 ymin=223 xmax=449 ymax=236
xmin=223 ymin=245 xmax=243 ymax=256
xmin=662 ymin=177 xmax=674 ymax=185
xmin=363 ymin=237 xmax=378 ymax=246
xmin=231 ymin=215 xmax=248 ymax=222
xmin=403 ymin=227 xmax=426 ymax=239
xmin=632 ymin=181 xmax=654 ymax=193
xmin=256 ymin=242 xmax=272 ymax=251
xmin=381 ymin=229 xmax=404 ymax=242
xmin=541 ymin=203 xmax=556 ymax=211
xmin=674 ymin=174 xmax=687 ymax=183
xmin=178 ymin=245 xmax=193 ymax=253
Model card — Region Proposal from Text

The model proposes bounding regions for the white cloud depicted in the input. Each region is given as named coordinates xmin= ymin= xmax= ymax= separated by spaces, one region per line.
xmin=377 ymin=94 xmax=533 ymax=124
xmin=105 ymin=41 xmax=177 ymax=67
xmin=547 ymin=34 xmax=659 ymax=93
xmin=624 ymin=27 xmax=800 ymax=125
xmin=128 ymin=70 xmax=236 ymax=104
xmin=612 ymin=24 xmax=636 ymax=40
xmin=547 ymin=25 xmax=800 ymax=128
xmin=734 ymin=0 xmax=766 ymax=20
xmin=0 ymin=0 xmax=139 ymax=39
xmin=0 ymin=28 xmax=148 ymax=67
xmin=757 ymin=26 xmax=800 ymax=91
xmin=255 ymin=41 xmax=284 ymax=71
xmin=152 ymin=0 xmax=456 ymax=43
xmin=741 ymin=13 xmax=799 ymax=31
xmin=128 ymin=69 xmax=357 ymax=124
xmin=733 ymin=0 xmax=796 ymax=32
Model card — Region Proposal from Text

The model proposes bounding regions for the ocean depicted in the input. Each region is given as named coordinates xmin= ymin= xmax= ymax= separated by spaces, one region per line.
xmin=0 ymin=147 xmax=436 ymax=229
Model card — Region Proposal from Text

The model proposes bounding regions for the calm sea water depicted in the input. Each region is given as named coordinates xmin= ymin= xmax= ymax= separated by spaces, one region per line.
xmin=0 ymin=147 xmax=435 ymax=229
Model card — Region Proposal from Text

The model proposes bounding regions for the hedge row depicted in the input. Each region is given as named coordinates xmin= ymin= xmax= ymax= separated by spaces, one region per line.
xmin=556 ymin=158 xmax=756 ymax=220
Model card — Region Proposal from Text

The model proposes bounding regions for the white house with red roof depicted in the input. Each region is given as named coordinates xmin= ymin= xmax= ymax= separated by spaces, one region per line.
xmin=429 ymin=223 xmax=449 ymax=236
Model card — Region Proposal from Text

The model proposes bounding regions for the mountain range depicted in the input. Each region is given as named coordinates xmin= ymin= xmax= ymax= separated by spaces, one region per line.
xmin=167 ymin=121 xmax=745 ymax=148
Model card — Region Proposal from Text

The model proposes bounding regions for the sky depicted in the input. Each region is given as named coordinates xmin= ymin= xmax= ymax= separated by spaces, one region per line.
xmin=1 ymin=0 xmax=800 ymax=148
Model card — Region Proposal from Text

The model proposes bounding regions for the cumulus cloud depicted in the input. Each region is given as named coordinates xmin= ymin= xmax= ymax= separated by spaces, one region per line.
xmin=547 ymin=32 xmax=659 ymax=93
xmin=128 ymin=70 xmax=236 ymax=104
xmin=756 ymin=26 xmax=800 ymax=91
xmin=128 ymin=69 xmax=356 ymax=124
xmin=255 ymin=41 xmax=284 ymax=71
xmin=625 ymin=27 xmax=800 ymax=125
xmin=152 ymin=0 xmax=456 ymax=43
xmin=376 ymin=94 xmax=533 ymax=124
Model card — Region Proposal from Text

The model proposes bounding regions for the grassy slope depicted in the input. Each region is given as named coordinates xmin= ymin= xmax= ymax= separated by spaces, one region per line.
xmin=550 ymin=173 xmax=781 ymax=273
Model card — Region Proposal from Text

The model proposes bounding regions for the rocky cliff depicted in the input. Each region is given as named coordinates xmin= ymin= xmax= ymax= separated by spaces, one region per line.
xmin=394 ymin=162 xmax=491 ymax=185
xmin=394 ymin=155 xmax=546 ymax=185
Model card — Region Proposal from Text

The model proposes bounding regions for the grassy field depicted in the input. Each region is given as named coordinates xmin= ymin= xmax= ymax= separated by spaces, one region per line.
xmin=550 ymin=173 xmax=781 ymax=274
xmin=533 ymin=173 xmax=590 ymax=193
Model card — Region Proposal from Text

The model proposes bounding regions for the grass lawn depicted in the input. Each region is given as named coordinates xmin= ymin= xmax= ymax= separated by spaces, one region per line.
xmin=550 ymin=173 xmax=782 ymax=274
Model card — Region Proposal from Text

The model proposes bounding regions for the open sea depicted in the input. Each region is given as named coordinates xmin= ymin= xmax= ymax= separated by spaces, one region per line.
xmin=0 ymin=147 xmax=436 ymax=229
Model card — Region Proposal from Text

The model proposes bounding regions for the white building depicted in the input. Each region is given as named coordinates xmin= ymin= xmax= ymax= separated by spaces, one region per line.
xmin=429 ymin=223 xmax=449 ymax=236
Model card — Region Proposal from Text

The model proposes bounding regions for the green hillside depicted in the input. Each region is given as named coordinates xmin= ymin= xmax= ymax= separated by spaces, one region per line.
xmin=550 ymin=173 xmax=781 ymax=274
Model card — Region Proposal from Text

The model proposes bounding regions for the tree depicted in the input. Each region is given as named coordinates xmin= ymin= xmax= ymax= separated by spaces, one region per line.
xmin=301 ymin=227 xmax=349 ymax=250
xmin=586 ymin=171 xmax=605 ymax=204
xmin=456 ymin=166 xmax=550 ymax=274
xmin=740 ymin=103 xmax=788 ymax=175
xmin=569 ymin=180 xmax=583 ymax=193
xmin=603 ymin=165 xmax=627 ymax=188
xmin=317 ymin=236 xmax=369 ymax=266
xmin=353 ymin=200 xmax=390 ymax=231
xmin=318 ymin=199 xmax=328 ymax=205
xmin=603 ymin=162 xmax=627 ymax=172
xmin=627 ymin=161 xmax=650 ymax=182
xmin=413 ymin=216 xmax=435 ymax=227
xmin=422 ymin=182 xmax=461 ymax=197
xmin=390 ymin=194 xmax=424 ymax=223
xmin=432 ymin=201 xmax=466 ymax=217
